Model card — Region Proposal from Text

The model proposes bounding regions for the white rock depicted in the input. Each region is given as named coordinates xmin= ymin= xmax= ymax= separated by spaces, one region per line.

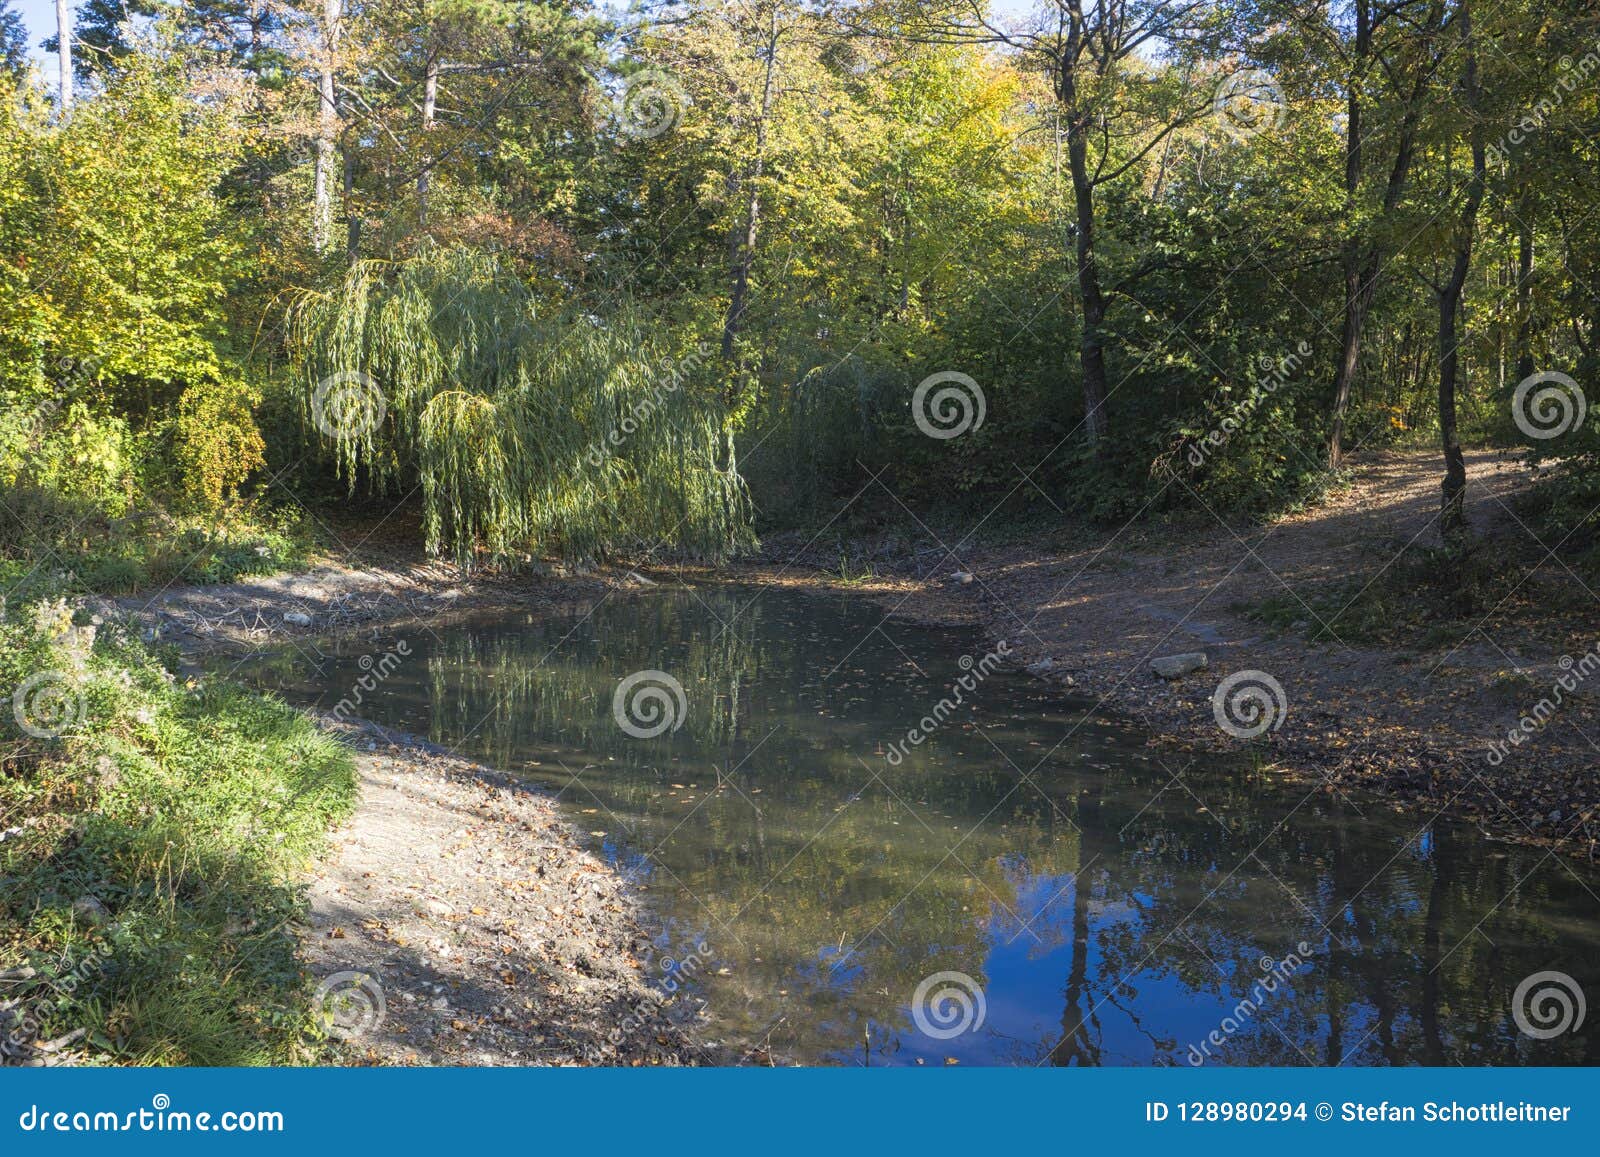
xmin=283 ymin=612 xmax=312 ymax=626
xmin=1151 ymin=652 xmax=1208 ymax=679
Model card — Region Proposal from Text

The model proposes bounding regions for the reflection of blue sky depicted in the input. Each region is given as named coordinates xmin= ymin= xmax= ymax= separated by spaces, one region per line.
xmin=833 ymin=862 xmax=1330 ymax=1068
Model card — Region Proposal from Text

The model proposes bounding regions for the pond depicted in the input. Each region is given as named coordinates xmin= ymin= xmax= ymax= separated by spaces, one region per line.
xmin=240 ymin=584 xmax=1599 ymax=1066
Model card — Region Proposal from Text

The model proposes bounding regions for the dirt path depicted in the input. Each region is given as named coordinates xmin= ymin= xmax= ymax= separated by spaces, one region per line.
xmin=301 ymin=717 xmax=712 ymax=1066
xmin=742 ymin=449 xmax=1600 ymax=857
xmin=110 ymin=559 xmax=662 ymax=654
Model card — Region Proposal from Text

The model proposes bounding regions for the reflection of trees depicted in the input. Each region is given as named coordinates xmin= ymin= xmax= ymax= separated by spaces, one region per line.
xmin=398 ymin=593 xmax=1085 ymax=1059
xmin=249 ymin=589 xmax=1600 ymax=1067
xmin=1036 ymin=765 xmax=1600 ymax=1067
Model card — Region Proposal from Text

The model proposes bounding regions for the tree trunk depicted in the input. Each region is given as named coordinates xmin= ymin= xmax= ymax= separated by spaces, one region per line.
xmin=1437 ymin=0 xmax=1485 ymax=540
xmin=312 ymin=0 xmax=340 ymax=252
xmin=721 ymin=7 xmax=780 ymax=368
xmin=1328 ymin=2 xmax=1432 ymax=466
xmin=343 ymin=140 xmax=361 ymax=260
xmin=1438 ymin=285 xmax=1469 ymax=537
xmin=1327 ymin=0 xmax=1369 ymax=467
xmin=54 ymin=0 xmax=72 ymax=115
xmin=1059 ymin=55 xmax=1109 ymax=445
xmin=1329 ymin=254 xmax=1378 ymax=467
xmin=1514 ymin=211 xmax=1535 ymax=382
xmin=417 ymin=53 xmax=440 ymax=223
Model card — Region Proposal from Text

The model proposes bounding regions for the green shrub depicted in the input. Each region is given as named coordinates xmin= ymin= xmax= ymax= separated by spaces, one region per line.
xmin=172 ymin=377 xmax=269 ymax=512
xmin=0 ymin=603 xmax=356 ymax=1065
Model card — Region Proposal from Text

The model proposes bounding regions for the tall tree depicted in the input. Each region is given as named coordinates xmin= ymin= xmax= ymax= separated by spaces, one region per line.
xmin=56 ymin=0 xmax=74 ymax=113
xmin=312 ymin=0 xmax=340 ymax=251
xmin=1430 ymin=0 xmax=1486 ymax=536
xmin=1320 ymin=0 xmax=1447 ymax=467
xmin=889 ymin=0 xmax=1222 ymax=448
xmin=720 ymin=0 xmax=782 ymax=366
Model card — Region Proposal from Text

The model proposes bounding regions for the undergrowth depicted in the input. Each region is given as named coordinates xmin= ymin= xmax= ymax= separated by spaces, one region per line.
xmin=0 ymin=599 xmax=356 ymax=1065
xmin=1240 ymin=541 xmax=1528 ymax=647
xmin=0 ymin=497 xmax=310 ymax=601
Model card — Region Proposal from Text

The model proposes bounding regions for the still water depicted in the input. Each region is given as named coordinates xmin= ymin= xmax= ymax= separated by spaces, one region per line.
xmin=243 ymin=584 xmax=1599 ymax=1066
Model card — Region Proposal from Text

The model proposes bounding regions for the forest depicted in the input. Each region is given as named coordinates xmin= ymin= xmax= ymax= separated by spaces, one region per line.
xmin=0 ymin=0 xmax=1595 ymax=576
xmin=1 ymin=0 xmax=1598 ymax=1070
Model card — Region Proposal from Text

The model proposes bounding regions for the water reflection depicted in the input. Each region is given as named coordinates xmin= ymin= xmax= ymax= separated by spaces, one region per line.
xmin=244 ymin=586 xmax=1600 ymax=1066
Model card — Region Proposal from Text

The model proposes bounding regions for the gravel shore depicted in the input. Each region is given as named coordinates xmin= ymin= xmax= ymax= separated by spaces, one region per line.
xmin=302 ymin=716 xmax=714 ymax=1066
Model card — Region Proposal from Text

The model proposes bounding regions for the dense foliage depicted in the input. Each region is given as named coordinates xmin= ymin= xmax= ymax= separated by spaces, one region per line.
xmin=0 ymin=0 xmax=1595 ymax=565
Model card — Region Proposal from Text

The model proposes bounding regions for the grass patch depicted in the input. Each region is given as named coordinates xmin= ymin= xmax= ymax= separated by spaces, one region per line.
xmin=0 ymin=498 xmax=311 ymax=602
xmin=0 ymin=601 xmax=356 ymax=1065
xmin=1239 ymin=541 xmax=1527 ymax=647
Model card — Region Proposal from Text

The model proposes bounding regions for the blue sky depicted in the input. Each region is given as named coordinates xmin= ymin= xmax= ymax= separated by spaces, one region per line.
xmin=9 ymin=0 xmax=1042 ymax=88
xmin=12 ymin=0 xmax=59 ymax=70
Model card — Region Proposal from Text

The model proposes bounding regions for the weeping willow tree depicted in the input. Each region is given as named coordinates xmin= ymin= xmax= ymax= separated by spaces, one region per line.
xmin=287 ymin=246 xmax=750 ymax=564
